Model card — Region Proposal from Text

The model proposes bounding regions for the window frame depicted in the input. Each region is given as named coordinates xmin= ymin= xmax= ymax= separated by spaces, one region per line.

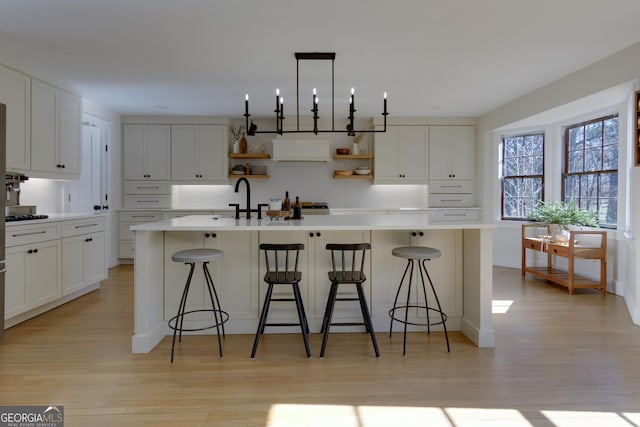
xmin=561 ymin=114 xmax=618 ymax=228
xmin=500 ymin=132 xmax=545 ymax=221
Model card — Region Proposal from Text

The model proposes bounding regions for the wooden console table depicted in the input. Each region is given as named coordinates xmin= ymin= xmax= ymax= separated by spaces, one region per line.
xmin=521 ymin=224 xmax=607 ymax=295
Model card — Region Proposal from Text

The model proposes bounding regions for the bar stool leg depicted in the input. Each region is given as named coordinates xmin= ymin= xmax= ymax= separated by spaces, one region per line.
xmin=251 ymin=283 xmax=275 ymax=358
xmin=319 ymin=282 xmax=339 ymax=357
xmin=292 ymin=283 xmax=312 ymax=358
xmin=320 ymin=282 xmax=339 ymax=334
xmin=171 ymin=262 xmax=195 ymax=363
xmin=417 ymin=260 xmax=431 ymax=335
xmin=202 ymin=262 xmax=224 ymax=358
xmin=402 ymin=259 xmax=415 ymax=356
xmin=355 ymin=282 xmax=380 ymax=357
xmin=422 ymin=259 xmax=450 ymax=352
xmin=389 ymin=260 xmax=412 ymax=337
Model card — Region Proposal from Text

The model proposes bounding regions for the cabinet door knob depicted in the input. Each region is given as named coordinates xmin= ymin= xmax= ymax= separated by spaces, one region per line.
xmin=316 ymin=232 xmax=321 ymax=237
xmin=411 ymin=232 xmax=417 ymax=237
xmin=309 ymin=232 xmax=314 ymax=237
xmin=419 ymin=231 xmax=424 ymax=237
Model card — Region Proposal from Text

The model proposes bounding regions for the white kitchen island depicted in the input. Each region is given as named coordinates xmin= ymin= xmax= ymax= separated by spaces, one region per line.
xmin=130 ymin=214 xmax=495 ymax=353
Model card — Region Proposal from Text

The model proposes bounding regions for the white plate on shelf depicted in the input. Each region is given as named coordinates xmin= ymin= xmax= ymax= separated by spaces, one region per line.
xmin=231 ymin=170 xmax=245 ymax=175
xmin=354 ymin=169 xmax=370 ymax=175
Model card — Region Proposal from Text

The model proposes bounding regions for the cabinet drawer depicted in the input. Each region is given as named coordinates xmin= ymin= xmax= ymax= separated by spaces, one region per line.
xmin=119 ymin=222 xmax=136 ymax=241
xmin=62 ymin=217 xmax=106 ymax=237
xmin=124 ymin=181 xmax=171 ymax=195
xmin=429 ymin=180 xmax=473 ymax=194
xmin=124 ymin=195 xmax=171 ymax=209
xmin=119 ymin=211 xmax=164 ymax=222
xmin=429 ymin=194 xmax=474 ymax=207
xmin=549 ymin=244 xmax=569 ymax=258
xmin=428 ymin=209 xmax=479 ymax=222
xmin=6 ymin=222 xmax=61 ymax=247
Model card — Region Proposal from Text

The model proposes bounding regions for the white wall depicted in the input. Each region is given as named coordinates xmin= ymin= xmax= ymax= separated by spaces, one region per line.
xmin=477 ymin=41 xmax=640 ymax=324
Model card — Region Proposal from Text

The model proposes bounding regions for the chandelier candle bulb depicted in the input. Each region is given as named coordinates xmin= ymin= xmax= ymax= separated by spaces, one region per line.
xmin=245 ymin=94 xmax=249 ymax=116
xmin=276 ymin=89 xmax=280 ymax=112
xmin=351 ymin=87 xmax=355 ymax=111
xmin=312 ymin=88 xmax=316 ymax=112
xmin=384 ymin=92 xmax=387 ymax=114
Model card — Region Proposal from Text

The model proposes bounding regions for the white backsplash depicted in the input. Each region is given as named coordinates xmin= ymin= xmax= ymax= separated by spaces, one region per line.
xmin=18 ymin=178 xmax=66 ymax=213
xmin=172 ymin=179 xmax=428 ymax=210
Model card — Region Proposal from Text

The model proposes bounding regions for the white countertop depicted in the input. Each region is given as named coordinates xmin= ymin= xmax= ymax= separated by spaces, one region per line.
xmin=130 ymin=214 xmax=493 ymax=232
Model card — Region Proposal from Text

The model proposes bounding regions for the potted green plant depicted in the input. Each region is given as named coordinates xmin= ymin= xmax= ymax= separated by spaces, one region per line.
xmin=528 ymin=200 xmax=599 ymax=242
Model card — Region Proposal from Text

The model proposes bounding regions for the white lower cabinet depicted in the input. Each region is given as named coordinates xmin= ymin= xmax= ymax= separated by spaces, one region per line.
xmin=163 ymin=231 xmax=260 ymax=330
xmin=5 ymin=239 xmax=62 ymax=319
xmin=370 ymin=229 xmax=463 ymax=329
xmin=5 ymin=216 xmax=108 ymax=324
xmin=259 ymin=230 xmax=370 ymax=330
xmin=62 ymin=231 xmax=106 ymax=296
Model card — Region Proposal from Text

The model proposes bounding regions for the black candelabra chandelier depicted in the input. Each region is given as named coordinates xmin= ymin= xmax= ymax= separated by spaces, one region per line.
xmin=243 ymin=52 xmax=388 ymax=136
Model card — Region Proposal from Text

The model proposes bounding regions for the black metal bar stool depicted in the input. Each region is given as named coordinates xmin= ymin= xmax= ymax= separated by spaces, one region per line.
xmin=251 ymin=243 xmax=311 ymax=358
xmin=320 ymin=243 xmax=379 ymax=357
xmin=169 ymin=248 xmax=229 ymax=363
xmin=389 ymin=246 xmax=450 ymax=355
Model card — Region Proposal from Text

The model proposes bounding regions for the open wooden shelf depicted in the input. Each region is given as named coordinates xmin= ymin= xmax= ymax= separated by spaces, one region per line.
xmin=229 ymin=153 xmax=271 ymax=159
xmin=333 ymin=172 xmax=373 ymax=179
xmin=333 ymin=154 xmax=373 ymax=160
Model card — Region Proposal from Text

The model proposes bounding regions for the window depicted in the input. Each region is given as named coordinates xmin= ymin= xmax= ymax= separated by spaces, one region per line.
xmin=501 ymin=133 xmax=544 ymax=220
xmin=563 ymin=115 xmax=618 ymax=227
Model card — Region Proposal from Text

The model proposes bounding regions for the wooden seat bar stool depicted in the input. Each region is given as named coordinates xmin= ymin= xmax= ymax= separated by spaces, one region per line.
xmin=389 ymin=246 xmax=450 ymax=355
xmin=320 ymin=243 xmax=380 ymax=357
xmin=251 ymin=243 xmax=311 ymax=358
xmin=168 ymin=248 xmax=229 ymax=363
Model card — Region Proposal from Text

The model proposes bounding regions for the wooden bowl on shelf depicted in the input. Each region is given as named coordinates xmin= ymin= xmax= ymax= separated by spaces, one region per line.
xmin=334 ymin=169 xmax=353 ymax=176
xmin=336 ymin=148 xmax=350 ymax=155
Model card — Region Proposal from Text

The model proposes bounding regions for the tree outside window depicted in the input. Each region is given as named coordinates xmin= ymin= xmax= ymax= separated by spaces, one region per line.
xmin=501 ymin=133 xmax=544 ymax=220
xmin=563 ymin=115 xmax=618 ymax=228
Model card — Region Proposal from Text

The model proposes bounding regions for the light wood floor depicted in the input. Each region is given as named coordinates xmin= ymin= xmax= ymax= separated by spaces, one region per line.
xmin=1 ymin=265 xmax=640 ymax=427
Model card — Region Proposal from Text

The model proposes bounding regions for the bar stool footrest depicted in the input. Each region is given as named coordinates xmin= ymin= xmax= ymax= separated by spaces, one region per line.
xmin=389 ymin=305 xmax=448 ymax=327
xmin=168 ymin=309 xmax=229 ymax=332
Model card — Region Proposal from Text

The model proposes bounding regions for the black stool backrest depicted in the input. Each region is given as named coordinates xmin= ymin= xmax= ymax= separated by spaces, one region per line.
xmin=326 ymin=243 xmax=370 ymax=283
xmin=260 ymin=243 xmax=304 ymax=283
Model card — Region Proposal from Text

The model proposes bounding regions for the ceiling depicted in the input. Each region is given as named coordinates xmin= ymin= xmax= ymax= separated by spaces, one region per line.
xmin=1 ymin=0 xmax=640 ymax=120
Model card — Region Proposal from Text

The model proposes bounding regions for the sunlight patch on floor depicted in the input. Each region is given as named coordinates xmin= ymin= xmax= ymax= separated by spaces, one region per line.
xmin=266 ymin=404 xmax=640 ymax=427
xmin=541 ymin=410 xmax=637 ymax=426
xmin=492 ymin=299 xmax=514 ymax=314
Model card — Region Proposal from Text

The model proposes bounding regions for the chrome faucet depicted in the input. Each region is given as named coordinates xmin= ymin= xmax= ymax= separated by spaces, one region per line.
xmin=230 ymin=177 xmax=267 ymax=219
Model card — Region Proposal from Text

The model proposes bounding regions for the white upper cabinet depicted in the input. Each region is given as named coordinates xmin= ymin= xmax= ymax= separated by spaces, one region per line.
xmin=428 ymin=125 xmax=474 ymax=181
xmin=171 ymin=125 xmax=228 ymax=182
xmin=0 ymin=64 xmax=31 ymax=171
xmin=374 ymin=125 xmax=428 ymax=184
xmin=31 ymin=79 xmax=82 ymax=176
xmin=123 ymin=125 xmax=171 ymax=180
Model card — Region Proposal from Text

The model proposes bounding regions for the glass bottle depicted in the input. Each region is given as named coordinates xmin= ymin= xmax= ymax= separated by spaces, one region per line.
xmin=293 ymin=196 xmax=302 ymax=219
xmin=283 ymin=191 xmax=291 ymax=211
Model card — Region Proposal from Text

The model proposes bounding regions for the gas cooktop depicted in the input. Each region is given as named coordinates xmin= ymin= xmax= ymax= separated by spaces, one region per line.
xmin=5 ymin=214 xmax=49 ymax=222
